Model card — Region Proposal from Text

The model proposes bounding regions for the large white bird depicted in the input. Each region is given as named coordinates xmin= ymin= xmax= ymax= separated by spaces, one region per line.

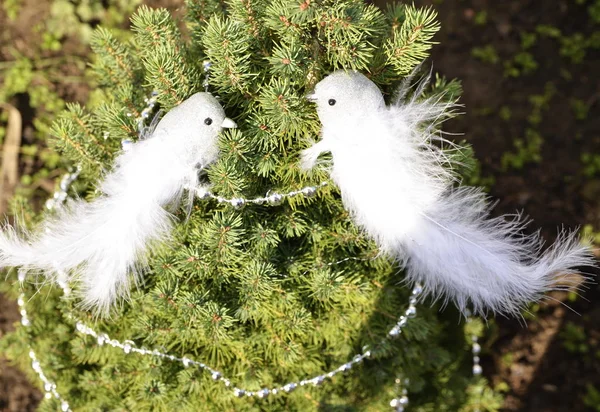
xmin=301 ymin=70 xmax=593 ymax=316
xmin=0 ymin=92 xmax=236 ymax=314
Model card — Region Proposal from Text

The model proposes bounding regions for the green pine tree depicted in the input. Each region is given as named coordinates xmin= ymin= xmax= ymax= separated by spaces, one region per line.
xmin=1 ymin=1 xmax=503 ymax=410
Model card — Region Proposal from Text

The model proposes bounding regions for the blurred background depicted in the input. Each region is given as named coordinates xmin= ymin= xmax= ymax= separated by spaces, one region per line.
xmin=0 ymin=0 xmax=598 ymax=410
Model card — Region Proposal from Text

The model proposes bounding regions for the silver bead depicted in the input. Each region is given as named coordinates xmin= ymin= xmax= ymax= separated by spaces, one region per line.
xmin=61 ymin=401 xmax=70 ymax=411
xmin=397 ymin=316 xmax=407 ymax=327
xmin=388 ymin=326 xmax=401 ymax=339
xmin=21 ymin=318 xmax=30 ymax=327
xmin=97 ymin=334 xmax=107 ymax=346
xmin=267 ymin=193 xmax=283 ymax=205
xmin=405 ymin=306 xmax=417 ymax=319
xmin=390 ymin=398 xmax=400 ymax=408
xmin=44 ymin=392 xmax=52 ymax=399
xmin=211 ymin=371 xmax=222 ymax=380
xmin=473 ymin=356 xmax=480 ymax=363
xmin=230 ymin=198 xmax=245 ymax=208
xmin=233 ymin=388 xmax=245 ymax=397
xmin=339 ymin=363 xmax=352 ymax=372
xmin=301 ymin=186 xmax=316 ymax=197
xmin=29 ymin=350 xmax=36 ymax=359
xmin=283 ymin=383 xmax=297 ymax=393
xmin=44 ymin=383 xmax=53 ymax=392
xmin=472 ymin=343 xmax=481 ymax=354
xmin=18 ymin=270 xmax=27 ymax=282
xmin=473 ymin=365 xmax=482 ymax=375
xmin=409 ymin=296 xmax=418 ymax=306
xmin=399 ymin=396 xmax=409 ymax=406
xmin=195 ymin=187 xmax=211 ymax=200
xmin=352 ymin=354 xmax=363 ymax=364
xmin=257 ymin=389 xmax=270 ymax=398
xmin=123 ymin=343 xmax=132 ymax=354
xmin=312 ymin=375 xmax=325 ymax=386
xmin=182 ymin=358 xmax=191 ymax=367
xmin=32 ymin=360 xmax=41 ymax=372
xmin=411 ymin=284 xmax=423 ymax=296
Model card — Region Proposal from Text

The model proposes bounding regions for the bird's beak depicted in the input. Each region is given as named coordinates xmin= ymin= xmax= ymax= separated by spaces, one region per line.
xmin=306 ymin=93 xmax=317 ymax=102
xmin=221 ymin=117 xmax=237 ymax=129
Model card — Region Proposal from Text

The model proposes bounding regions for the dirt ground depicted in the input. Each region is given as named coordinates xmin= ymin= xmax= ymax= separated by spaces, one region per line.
xmin=1 ymin=0 xmax=599 ymax=411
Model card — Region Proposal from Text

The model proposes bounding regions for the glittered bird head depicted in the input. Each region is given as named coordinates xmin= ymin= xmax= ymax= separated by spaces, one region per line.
xmin=307 ymin=71 xmax=385 ymax=131
xmin=154 ymin=92 xmax=237 ymax=169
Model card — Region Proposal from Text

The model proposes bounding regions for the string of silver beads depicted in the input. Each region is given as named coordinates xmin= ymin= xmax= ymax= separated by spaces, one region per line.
xmin=73 ymin=283 xmax=424 ymax=400
xmin=17 ymin=284 xmax=70 ymax=411
xmin=192 ymin=181 xmax=328 ymax=208
xmin=389 ymin=377 xmax=410 ymax=412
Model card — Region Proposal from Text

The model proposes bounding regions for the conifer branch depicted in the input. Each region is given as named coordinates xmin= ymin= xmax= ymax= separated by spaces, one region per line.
xmin=384 ymin=5 xmax=440 ymax=75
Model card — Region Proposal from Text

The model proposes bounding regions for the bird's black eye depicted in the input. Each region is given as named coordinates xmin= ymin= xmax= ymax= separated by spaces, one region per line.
xmin=204 ymin=117 xmax=213 ymax=125
xmin=328 ymin=99 xmax=336 ymax=106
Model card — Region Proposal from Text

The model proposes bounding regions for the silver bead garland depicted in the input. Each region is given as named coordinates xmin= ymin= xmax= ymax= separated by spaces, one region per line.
xmin=189 ymin=181 xmax=328 ymax=207
xmin=71 ymin=283 xmax=422 ymax=400
xmin=203 ymin=61 xmax=212 ymax=92
xmin=389 ymin=377 xmax=410 ymax=412
xmin=19 ymin=167 xmax=81 ymax=409
xmin=464 ymin=309 xmax=483 ymax=378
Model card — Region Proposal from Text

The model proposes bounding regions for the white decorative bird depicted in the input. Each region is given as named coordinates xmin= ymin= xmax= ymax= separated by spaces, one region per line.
xmin=0 ymin=92 xmax=236 ymax=314
xmin=301 ymin=70 xmax=593 ymax=316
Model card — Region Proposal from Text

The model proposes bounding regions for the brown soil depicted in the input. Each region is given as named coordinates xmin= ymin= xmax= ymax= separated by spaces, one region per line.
xmin=1 ymin=1 xmax=599 ymax=411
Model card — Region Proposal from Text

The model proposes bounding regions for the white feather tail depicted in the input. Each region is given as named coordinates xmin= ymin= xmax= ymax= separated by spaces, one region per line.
xmin=401 ymin=187 xmax=594 ymax=316
xmin=0 ymin=194 xmax=174 ymax=314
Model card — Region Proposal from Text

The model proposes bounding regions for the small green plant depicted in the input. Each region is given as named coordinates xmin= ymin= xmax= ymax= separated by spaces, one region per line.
xmin=581 ymin=153 xmax=600 ymax=177
xmin=559 ymin=321 xmax=589 ymax=354
xmin=521 ymin=32 xmax=537 ymax=49
xmin=471 ymin=45 xmax=500 ymax=64
xmin=560 ymin=33 xmax=588 ymax=64
xmin=473 ymin=10 xmax=488 ymax=26
xmin=582 ymin=224 xmax=600 ymax=245
xmin=536 ymin=24 xmax=561 ymax=38
xmin=570 ymin=98 xmax=590 ymax=120
xmin=2 ymin=0 xmax=21 ymax=21
xmin=501 ymin=128 xmax=543 ymax=170
xmin=504 ymin=52 xmax=538 ymax=77
xmin=588 ymin=0 xmax=600 ymax=24
xmin=498 ymin=106 xmax=512 ymax=121
xmin=583 ymin=384 xmax=600 ymax=411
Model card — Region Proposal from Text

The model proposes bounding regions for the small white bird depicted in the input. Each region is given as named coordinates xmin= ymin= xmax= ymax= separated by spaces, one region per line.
xmin=0 ymin=92 xmax=236 ymax=314
xmin=302 ymin=70 xmax=593 ymax=316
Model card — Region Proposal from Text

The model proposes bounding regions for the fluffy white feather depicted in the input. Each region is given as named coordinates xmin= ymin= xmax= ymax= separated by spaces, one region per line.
xmin=0 ymin=92 xmax=236 ymax=314
xmin=302 ymin=70 xmax=594 ymax=316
